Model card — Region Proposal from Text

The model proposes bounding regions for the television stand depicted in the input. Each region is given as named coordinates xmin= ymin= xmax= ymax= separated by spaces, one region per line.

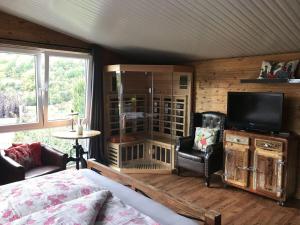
xmin=223 ymin=129 xmax=298 ymax=205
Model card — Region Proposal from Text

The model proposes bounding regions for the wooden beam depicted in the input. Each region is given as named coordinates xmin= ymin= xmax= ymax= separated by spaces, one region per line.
xmin=104 ymin=64 xmax=194 ymax=73
xmin=87 ymin=159 xmax=221 ymax=225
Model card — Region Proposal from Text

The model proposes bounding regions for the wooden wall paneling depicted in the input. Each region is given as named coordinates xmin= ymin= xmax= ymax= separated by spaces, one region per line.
xmin=0 ymin=10 xmax=90 ymax=51
xmin=192 ymin=52 xmax=300 ymax=199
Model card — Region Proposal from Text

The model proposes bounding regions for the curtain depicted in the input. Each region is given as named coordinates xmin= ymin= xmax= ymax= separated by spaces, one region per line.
xmin=88 ymin=45 xmax=106 ymax=163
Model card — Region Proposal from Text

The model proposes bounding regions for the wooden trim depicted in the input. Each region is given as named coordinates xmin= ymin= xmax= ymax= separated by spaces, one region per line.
xmin=0 ymin=38 xmax=91 ymax=53
xmin=119 ymin=168 xmax=172 ymax=174
xmin=87 ymin=159 xmax=221 ymax=225
xmin=104 ymin=64 xmax=194 ymax=73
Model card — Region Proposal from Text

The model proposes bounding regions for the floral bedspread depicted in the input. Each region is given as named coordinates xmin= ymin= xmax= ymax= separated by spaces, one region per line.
xmin=0 ymin=170 xmax=159 ymax=225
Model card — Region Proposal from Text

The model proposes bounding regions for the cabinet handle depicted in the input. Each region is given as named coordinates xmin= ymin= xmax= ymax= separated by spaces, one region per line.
xmin=277 ymin=160 xmax=285 ymax=166
xmin=237 ymin=166 xmax=257 ymax=172
xmin=263 ymin=143 xmax=271 ymax=148
xmin=237 ymin=166 xmax=248 ymax=170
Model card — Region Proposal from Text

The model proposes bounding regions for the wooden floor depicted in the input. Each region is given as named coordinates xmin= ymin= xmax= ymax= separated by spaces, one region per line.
xmin=130 ymin=170 xmax=300 ymax=225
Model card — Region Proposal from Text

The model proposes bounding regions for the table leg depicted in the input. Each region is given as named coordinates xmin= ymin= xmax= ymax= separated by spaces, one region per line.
xmin=66 ymin=139 xmax=88 ymax=170
xmin=75 ymin=139 xmax=80 ymax=170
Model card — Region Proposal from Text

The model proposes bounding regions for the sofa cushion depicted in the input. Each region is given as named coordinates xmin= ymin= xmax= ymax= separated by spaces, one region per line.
xmin=25 ymin=165 xmax=61 ymax=179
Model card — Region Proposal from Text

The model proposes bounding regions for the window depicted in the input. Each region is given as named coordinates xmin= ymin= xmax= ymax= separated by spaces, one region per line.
xmin=0 ymin=47 xmax=92 ymax=133
xmin=0 ymin=52 xmax=38 ymax=125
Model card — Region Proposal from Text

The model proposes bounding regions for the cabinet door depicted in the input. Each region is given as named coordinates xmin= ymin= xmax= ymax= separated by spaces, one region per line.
xmin=253 ymin=149 xmax=284 ymax=198
xmin=224 ymin=143 xmax=249 ymax=188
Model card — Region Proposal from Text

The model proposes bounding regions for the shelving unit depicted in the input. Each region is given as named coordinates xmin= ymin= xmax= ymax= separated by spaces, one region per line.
xmin=108 ymin=94 xmax=147 ymax=136
xmin=152 ymin=95 xmax=187 ymax=138
xmin=103 ymin=64 xmax=193 ymax=173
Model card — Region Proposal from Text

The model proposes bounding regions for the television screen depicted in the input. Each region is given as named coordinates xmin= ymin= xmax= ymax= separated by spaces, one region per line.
xmin=227 ymin=92 xmax=284 ymax=132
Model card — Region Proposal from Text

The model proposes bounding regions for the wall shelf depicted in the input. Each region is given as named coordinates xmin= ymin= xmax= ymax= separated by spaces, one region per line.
xmin=240 ymin=79 xmax=300 ymax=84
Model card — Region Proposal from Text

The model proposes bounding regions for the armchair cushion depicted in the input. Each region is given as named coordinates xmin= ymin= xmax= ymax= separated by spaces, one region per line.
xmin=25 ymin=165 xmax=61 ymax=179
xmin=4 ymin=142 xmax=42 ymax=170
xmin=178 ymin=150 xmax=205 ymax=163
xmin=193 ymin=127 xmax=219 ymax=151
xmin=4 ymin=144 xmax=35 ymax=170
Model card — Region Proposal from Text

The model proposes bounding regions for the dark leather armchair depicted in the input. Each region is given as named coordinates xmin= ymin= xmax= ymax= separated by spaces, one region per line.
xmin=176 ymin=112 xmax=226 ymax=187
xmin=0 ymin=145 xmax=68 ymax=185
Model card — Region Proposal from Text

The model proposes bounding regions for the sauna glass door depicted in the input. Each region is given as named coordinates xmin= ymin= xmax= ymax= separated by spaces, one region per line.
xmin=150 ymin=71 xmax=173 ymax=169
xmin=224 ymin=143 xmax=249 ymax=188
xmin=253 ymin=149 xmax=284 ymax=198
xmin=117 ymin=71 xmax=151 ymax=168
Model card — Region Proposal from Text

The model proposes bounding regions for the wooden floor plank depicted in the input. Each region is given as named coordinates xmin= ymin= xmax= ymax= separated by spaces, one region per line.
xmin=129 ymin=171 xmax=300 ymax=225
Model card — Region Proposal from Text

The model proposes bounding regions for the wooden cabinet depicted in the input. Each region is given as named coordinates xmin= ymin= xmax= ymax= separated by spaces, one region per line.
xmin=224 ymin=142 xmax=249 ymax=188
xmin=224 ymin=130 xmax=298 ymax=205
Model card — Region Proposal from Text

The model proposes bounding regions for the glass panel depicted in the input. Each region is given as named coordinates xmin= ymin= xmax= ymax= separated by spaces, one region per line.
xmin=0 ymin=52 xmax=38 ymax=125
xmin=166 ymin=149 xmax=171 ymax=163
xmin=152 ymin=71 xmax=173 ymax=169
xmin=161 ymin=148 xmax=166 ymax=162
xmin=109 ymin=69 xmax=175 ymax=170
xmin=127 ymin=146 xmax=132 ymax=160
xmin=48 ymin=56 xmax=87 ymax=121
xmin=139 ymin=144 xmax=144 ymax=158
xmin=118 ymin=71 xmax=150 ymax=168
xmin=133 ymin=145 xmax=138 ymax=159
xmin=152 ymin=145 xmax=156 ymax=159
xmin=121 ymin=146 xmax=126 ymax=162
xmin=156 ymin=146 xmax=161 ymax=160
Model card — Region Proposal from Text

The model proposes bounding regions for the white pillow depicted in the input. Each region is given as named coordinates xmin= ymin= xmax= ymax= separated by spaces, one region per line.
xmin=193 ymin=127 xmax=219 ymax=151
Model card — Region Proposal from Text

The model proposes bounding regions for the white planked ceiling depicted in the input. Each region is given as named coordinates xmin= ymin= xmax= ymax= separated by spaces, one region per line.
xmin=0 ymin=0 xmax=300 ymax=61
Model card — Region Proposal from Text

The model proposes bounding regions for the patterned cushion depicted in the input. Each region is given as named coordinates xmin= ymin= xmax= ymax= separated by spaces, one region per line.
xmin=4 ymin=142 xmax=42 ymax=170
xmin=193 ymin=127 xmax=218 ymax=151
xmin=258 ymin=60 xmax=299 ymax=79
xmin=28 ymin=142 xmax=42 ymax=166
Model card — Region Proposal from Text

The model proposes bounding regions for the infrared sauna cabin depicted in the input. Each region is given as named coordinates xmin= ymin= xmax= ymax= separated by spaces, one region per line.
xmin=103 ymin=65 xmax=193 ymax=173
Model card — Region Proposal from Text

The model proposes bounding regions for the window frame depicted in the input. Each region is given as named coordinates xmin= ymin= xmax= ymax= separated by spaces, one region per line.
xmin=0 ymin=46 xmax=93 ymax=133
xmin=44 ymin=51 xmax=92 ymax=128
xmin=0 ymin=47 xmax=43 ymax=132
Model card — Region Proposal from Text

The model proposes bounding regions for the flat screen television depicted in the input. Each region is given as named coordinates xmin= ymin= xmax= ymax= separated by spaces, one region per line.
xmin=227 ymin=92 xmax=284 ymax=132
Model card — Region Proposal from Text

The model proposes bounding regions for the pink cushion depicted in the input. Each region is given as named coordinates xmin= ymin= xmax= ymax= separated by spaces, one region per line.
xmin=5 ymin=144 xmax=34 ymax=170
xmin=28 ymin=142 xmax=42 ymax=166
xmin=4 ymin=142 xmax=42 ymax=170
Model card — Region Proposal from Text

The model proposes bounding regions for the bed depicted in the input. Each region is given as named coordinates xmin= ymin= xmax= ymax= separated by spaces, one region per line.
xmin=0 ymin=160 xmax=220 ymax=225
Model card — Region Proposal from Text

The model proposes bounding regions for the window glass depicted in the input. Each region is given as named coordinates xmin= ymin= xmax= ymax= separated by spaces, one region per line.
xmin=0 ymin=52 xmax=38 ymax=125
xmin=48 ymin=56 xmax=87 ymax=121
